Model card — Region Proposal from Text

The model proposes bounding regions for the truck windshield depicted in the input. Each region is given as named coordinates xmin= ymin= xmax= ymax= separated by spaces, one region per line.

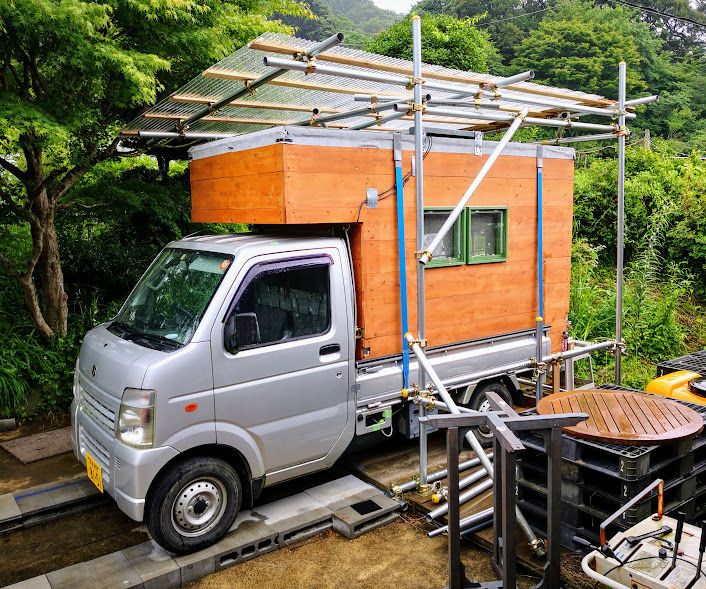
xmin=109 ymin=248 xmax=233 ymax=349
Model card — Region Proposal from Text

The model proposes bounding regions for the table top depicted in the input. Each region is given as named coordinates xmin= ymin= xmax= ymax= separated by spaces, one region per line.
xmin=536 ymin=389 xmax=704 ymax=445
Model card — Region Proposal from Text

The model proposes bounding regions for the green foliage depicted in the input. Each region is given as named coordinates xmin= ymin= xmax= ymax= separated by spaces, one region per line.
xmin=323 ymin=0 xmax=401 ymax=37
xmin=511 ymin=2 xmax=664 ymax=97
xmin=366 ymin=13 xmax=495 ymax=72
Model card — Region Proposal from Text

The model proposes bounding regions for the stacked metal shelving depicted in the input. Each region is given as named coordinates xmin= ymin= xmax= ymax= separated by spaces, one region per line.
xmin=515 ymin=385 xmax=706 ymax=549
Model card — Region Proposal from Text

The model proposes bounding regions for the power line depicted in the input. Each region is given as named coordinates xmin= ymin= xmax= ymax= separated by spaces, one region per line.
xmin=608 ymin=0 xmax=706 ymax=29
xmin=475 ymin=0 xmax=581 ymax=28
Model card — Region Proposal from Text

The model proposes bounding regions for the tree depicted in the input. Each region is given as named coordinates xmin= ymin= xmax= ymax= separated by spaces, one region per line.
xmin=0 ymin=0 xmax=304 ymax=339
xmin=366 ymin=13 xmax=496 ymax=72
xmin=511 ymin=2 xmax=667 ymax=98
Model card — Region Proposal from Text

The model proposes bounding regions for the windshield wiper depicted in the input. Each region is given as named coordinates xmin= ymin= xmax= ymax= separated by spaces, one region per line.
xmin=108 ymin=321 xmax=182 ymax=351
xmin=132 ymin=332 xmax=183 ymax=351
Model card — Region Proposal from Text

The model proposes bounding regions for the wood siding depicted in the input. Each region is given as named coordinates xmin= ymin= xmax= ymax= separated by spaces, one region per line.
xmin=190 ymin=142 xmax=574 ymax=360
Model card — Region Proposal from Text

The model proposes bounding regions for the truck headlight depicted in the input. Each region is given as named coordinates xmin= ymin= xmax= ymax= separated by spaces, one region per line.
xmin=72 ymin=358 xmax=80 ymax=402
xmin=117 ymin=388 xmax=155 ymax=448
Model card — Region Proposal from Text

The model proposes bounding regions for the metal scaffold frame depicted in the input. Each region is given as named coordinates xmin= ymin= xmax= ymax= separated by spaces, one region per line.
xmin=123 ymin=19 xmax=659 ymax=569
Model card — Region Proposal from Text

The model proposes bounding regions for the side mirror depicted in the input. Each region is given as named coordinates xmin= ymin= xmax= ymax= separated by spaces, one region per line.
xmin=224 ymin=312 xmax=260 ymax=353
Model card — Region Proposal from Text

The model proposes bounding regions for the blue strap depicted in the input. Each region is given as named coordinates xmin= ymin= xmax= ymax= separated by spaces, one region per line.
xmin=537 ymin=166 xmax=544 ymax=319
xmin=395 ymin=164 xmax=410 ymax=389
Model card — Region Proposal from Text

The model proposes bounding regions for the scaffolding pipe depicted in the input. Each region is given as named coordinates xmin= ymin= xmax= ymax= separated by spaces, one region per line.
xmin=404 ymin=333 xmax=545 ymax=556
xmin=428 ymin=507 xmax=494 ymax=538
xmin=536 ymin=145 xmax=545 ymax=402
xmin=411 ymin=15 xmax=429 ymax=489
xmin=296 ymin=98 xmax=408 ymax=127
xmin=624 ymin=95 xmax=659 ymax=108
xmin=426 ymin=473 xmax=492 ymax=522
xmin=180 ymin=33 xmax=344 ymax=131
xmin=441 ymin=338 xmax=616 ymax=389
xmin=393 ymin=453 xmax=493 ymax=494
xmin=532 ymin=132 xmax=621 ymax=145
xmin=616 ymin=62 xmax=627 ymax=385
xmin=137 ymin=131 xmax=238 ymax=139
xmin=419 ymin=108 xmax=528 ymax=266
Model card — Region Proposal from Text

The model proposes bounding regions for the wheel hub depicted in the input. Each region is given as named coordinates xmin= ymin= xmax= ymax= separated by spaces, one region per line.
xmin=171 ymin=477 xmax=227 ymax=536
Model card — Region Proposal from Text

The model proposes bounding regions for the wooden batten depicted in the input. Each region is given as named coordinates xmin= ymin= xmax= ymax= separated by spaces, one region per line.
xmin=189 ymin=126 xmax=574 ymax=360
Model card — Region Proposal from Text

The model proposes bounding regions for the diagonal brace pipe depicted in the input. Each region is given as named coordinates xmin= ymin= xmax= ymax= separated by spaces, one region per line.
xmin=419 ymin=107 xmax=529 ymax=265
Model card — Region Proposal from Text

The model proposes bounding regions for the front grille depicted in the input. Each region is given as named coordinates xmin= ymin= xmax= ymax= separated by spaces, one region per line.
xmin=79 ymin=425 xmax=111 ymax=484
xmin=79 ymin=385 xmax=116 ymax=435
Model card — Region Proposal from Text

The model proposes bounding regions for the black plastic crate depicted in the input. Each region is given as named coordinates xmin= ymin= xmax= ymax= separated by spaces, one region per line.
xmin=657 ymin=349 xmax=706 ymax=377
xmin=516 ymin=499 xmax=601 ymax=550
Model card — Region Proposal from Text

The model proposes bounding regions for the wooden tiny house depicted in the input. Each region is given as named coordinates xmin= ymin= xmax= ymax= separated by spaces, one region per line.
xmin=189 ymin=126 xmax=574 ymax=361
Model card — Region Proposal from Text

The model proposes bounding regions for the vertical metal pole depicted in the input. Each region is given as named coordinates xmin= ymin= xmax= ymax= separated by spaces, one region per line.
xmin=536 ymin=145 xmax=545 ymax=401
xmin=493 ymin=436 xmax=502 ymax=572
xmin=502 ymin=448 xmax=517 ymax=589
xmin=615 ymin=62 xmax=626 ymax=385
xmin=546 ymin=428 xmax=562 ymax=589
xmin=412 ymin=14 xmax=428 ymax=488
xmin=447 ymin=426 xmax=463 ymax=589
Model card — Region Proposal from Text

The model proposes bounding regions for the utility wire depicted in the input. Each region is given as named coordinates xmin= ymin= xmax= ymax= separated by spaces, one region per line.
xmin=608 ymin=0 xmax=706 ymax=29
xmin=475 ymin=0 xmax=582 ymax=28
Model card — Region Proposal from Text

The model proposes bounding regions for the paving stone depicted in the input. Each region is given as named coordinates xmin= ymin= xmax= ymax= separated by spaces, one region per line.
xmin=332 ymin=493 xmax=401 ymax=540
xmin=46 ymin=551 xmax=143 ymax=589
xmin=122 ymin=541 xmax=180 ymax=589
xmin=0 ymin=493 xmax=21 ymax=523
xmin=304 ymin=475 xmax=382 ymax=511
xmin=3 ymin=575 xmax=51 ymax=589
xmin=15 ymin=477 xmax=98 ymax=516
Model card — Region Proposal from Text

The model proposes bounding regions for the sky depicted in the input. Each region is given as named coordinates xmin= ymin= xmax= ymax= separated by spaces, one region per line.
xmin=372 ymin=0 xmax=415 ymax=14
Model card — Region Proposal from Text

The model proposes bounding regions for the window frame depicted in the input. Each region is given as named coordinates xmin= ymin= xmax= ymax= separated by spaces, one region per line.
xmin=422 ymin=206 xmax=466 ymax=268
xmin=464 ymin=206 xmax=508 ymax=265
xmin=222 ymin=255 xmax=333 ymax=353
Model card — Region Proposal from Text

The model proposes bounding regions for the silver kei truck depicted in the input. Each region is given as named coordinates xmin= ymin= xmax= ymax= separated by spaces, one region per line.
xmin=70 ymin=232 xmax=553 ymax=553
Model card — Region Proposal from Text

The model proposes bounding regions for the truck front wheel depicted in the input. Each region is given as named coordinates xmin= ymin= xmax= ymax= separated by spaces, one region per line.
xmin=145 ymin=456 xmax=242 ymax=554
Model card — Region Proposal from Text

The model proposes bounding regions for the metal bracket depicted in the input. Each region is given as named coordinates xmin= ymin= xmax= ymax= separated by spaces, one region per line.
xmin=355 ymin=326 xmax=364 ymax=339
xmin=474 ymin=131 xmax=483 ymax=156
xmin=243 ymin=79 xmax=257 ymax=96
xmin=407 ymin=337 xmax=428 ymax=349
xmin=406 ymin=75 xmax=425 ymax=90
xmin=304 ymin=57 xmax=317 ymax=75
xmin=415 ymin=250 xmax=433 ymax=262
xmin=366 ymin=188 xmax=378 ymax=209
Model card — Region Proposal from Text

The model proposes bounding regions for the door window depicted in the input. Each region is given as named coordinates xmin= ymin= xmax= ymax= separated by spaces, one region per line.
xmin=225 ymin=262 xmax=331 ymax=352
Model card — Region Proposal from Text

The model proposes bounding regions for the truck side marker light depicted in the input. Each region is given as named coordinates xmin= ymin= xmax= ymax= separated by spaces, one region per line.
xmin=185 ymin=403 xmax=198 ymax=412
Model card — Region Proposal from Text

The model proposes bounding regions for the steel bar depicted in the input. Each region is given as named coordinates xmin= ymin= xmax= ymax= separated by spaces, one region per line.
xmin=180 ymin=32 xmax=344 ymax=131
xmin=412 ymin=15 xmax=429 ymax=489
xmin=426 ymin=476 xmax=493 ymax=522
xmin=393 ymin=453 xmax=493 ymax=494
xmin=616 ymin=62 xmax=626 ymax=385
xmin=428 ymin=506 xmax=494 ymax=538
xmin=441 ymin=339 xmax=616 ymax=389
xmin=294 ymin=98 xmax=407 ymax=127
xmin=348 ymin=111 xmax=406 ymax=130
xmin=404 ymin=333 xmax=544 ymax=554
xmin=419 ymin=108 xmax=528 ymax=265
xmin=525 ymin=115 xmax=616 ymax=132
xmin=136 ymin=131 xmax=238 ymax=139
xmin=447 ymin=426 xmax=463 ymax=589
xmin=624 ymin=95 xmax=659 ymax=108
xmin=531 ymin=132 xmax=620 ymax=145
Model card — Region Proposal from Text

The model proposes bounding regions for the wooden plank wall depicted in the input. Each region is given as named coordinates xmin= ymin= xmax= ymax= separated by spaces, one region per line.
xmin=189 ymin=142 xmax=574 ymax=361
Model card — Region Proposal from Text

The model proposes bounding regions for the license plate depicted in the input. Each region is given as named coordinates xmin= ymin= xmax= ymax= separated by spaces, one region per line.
xmin=86 ymin=451 xmax=104 ymax=493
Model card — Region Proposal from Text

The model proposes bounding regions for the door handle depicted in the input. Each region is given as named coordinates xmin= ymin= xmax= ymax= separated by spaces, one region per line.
xmin=320 ymin=344 xmax=341 ymax=356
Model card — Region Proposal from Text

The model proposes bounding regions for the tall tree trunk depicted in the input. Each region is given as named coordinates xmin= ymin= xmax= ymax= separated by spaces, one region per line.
xmin=37 ymin=214 xmax=68 ymax=336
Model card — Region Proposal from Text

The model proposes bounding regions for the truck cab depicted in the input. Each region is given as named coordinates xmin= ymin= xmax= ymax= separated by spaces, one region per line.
xmin=71 ymin=233 xmax=356 ymax=553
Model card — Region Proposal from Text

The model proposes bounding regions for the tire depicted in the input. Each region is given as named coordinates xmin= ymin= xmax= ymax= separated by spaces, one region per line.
xmin=145 ymin=456 xmax=243 ymax=554
xmin=466 ymin=381 xmax=513 ymax=448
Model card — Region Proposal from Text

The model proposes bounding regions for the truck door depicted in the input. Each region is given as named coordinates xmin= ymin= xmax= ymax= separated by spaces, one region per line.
xmin=211 ymin=250 xmax=350 ymax=474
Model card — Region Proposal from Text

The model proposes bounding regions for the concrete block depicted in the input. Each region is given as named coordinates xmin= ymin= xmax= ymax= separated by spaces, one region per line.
xmin=0 ymin=418 xmax=16 ymax=432
xmin=304 ymin=475 xmax=382 ymax=511
xmin=122 ymin=541 xmax=180 ymax=589
xmin=46 ymin=551 xmax=143 ymax=589
xmin=332 ymin=493 xmax=400 ymax=540
xmin=0 ymin=493 xmax=21 ymax=524
xmin=3 ymin=575 xmax=51 ymax=589
xmin=15 ymin=476 xmax=98 ymax=517
xmin=173 ymin=550 xmax=215 ymax=585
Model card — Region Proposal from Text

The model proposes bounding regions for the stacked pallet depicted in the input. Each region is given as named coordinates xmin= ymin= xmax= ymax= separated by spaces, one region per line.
xmin=515 ymin=385 xmax=706 ymax=549
xmin=657 ymin=350 xmax=706 ymax=377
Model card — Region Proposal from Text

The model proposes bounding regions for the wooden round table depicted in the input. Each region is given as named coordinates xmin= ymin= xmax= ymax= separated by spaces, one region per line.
xmin=536 ymin=389 xmax=704 ymax=445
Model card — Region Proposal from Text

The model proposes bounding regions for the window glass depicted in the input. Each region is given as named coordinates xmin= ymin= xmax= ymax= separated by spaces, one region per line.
xmin=231 ymin=264 xmax=330 ymax=347
xmin=423 ymin=209 xmax=463 ymax=266
xmin=468 ymin=209 xmax=506 ymax=262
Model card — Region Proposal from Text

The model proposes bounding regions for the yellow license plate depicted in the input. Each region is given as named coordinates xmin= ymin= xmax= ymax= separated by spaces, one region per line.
xmin=86 ymin=451 xmax=104 ymax=493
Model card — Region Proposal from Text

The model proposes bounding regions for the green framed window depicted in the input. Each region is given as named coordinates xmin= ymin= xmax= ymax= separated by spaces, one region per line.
xmin=465 ymin=207 xmax=508 ymax=264
xmin=422 ymin=207 xmax=465 ymax=267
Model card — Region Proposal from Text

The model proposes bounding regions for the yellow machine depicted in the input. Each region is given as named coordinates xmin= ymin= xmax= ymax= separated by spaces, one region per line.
xmin=646 ymin=371 xmax=706 ymax=405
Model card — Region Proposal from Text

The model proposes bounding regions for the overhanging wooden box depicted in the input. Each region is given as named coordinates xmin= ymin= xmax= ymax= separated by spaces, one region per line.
xmin=189 ymin=126 xmax=574 ymax=361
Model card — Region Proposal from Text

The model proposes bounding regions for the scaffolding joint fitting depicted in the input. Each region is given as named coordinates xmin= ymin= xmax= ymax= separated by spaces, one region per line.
xmin=530 ymin=537 xmax=547 ymax=558
xmin=616 ymin=125 xmax=630 ymax=137
xmin=415 ymin=249 xmax=433 ymax=262
xmin=304 ymin=57 xmax=317 ymax=75
xmin=406 ymin=75 xmax=425 ymax=90
xmin=407 ymin=337 xmax=427 ymax=350
xmin=355 ymin=326 xmax=364 ymax=340
xmin=390 ymin=484 xmax=404 ymax=498
xmin=243 ymin=80 xmax=257 ymax=96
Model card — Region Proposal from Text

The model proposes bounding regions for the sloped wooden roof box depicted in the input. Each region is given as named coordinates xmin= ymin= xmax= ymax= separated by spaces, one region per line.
xmin=188 ymin=126 xmax=574 ymax=361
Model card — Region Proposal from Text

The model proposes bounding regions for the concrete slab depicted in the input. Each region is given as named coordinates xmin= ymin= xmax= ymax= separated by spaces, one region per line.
xmin=45 ymin=551 xmax=143 ymax=589
xmin=304 ymin=474 xmax=382 ymax=511
xmin=122 ymin=541 xmax=180 ymax=589
xmin=3 ymin=576 xmax=51 ymax=589
xmin=332 ymin=493 xmax=401 ymax=540
xmin=15 ymin=476 xmax=98 ymax=517
xmin=0 ymin=493 xmax=21 ymax=523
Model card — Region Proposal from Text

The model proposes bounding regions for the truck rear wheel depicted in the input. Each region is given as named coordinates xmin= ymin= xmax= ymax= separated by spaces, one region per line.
xmin=467 ymin=381 xmax=513 ymax=448
xmin=146 ymin=456 xmax=242 ymax=554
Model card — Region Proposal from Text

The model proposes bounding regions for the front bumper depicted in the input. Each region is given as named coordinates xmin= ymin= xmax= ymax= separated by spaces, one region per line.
xmin=71 ymin=399 xmax=178 ymax=521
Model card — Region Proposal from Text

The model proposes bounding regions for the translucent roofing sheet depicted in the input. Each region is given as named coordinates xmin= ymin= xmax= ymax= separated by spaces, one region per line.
xmin=123 ymin=32 xmax=617 ymax=138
